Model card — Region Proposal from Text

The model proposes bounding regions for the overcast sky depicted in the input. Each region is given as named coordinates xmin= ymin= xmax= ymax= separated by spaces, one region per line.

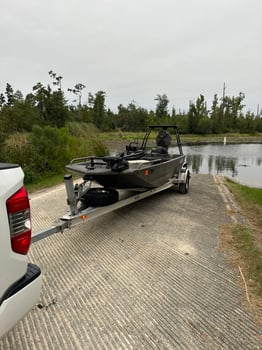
xmin=1 ymin=0 xmax=261 ymax=113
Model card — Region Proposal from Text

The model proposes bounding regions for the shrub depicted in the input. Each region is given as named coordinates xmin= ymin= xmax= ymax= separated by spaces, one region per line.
xmin=29 ymin=126 xmax=72 ymax=174
xmin=1 ymin=132 xmax=33 ymax=166
xmin=66 ymin=122 xmax=99 ymax=137
xmin=1 ymin=125 xmax=109 ymax=184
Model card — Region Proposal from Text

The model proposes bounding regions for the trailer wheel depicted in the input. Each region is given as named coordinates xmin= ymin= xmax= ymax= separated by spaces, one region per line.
xmin=179 ymin=175 xmax=189 ymax=194
xmin=80 ymin=188 xmax=119 ymax=207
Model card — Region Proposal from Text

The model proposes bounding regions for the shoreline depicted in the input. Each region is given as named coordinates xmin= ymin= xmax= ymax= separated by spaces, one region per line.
xmin=102 ymin=133 xmax=262 ymax=148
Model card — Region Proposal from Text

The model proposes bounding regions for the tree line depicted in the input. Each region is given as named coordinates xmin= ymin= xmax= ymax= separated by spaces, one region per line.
xmin=1 ymin=71 xmax=262 ymax=137
xmin=0 ymin=71 xmax=261 ymax=183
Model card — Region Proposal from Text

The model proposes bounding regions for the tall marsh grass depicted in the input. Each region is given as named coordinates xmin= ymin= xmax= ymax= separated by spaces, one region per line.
xmin=0 ymin=123 xmax=108 ymax=183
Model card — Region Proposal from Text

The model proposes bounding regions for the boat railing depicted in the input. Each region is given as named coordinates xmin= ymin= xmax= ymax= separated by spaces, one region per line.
xmin=70 ymin=156 xmax=94 ymax=165
xmin=69 ymin=156 xmax=109 ymax=169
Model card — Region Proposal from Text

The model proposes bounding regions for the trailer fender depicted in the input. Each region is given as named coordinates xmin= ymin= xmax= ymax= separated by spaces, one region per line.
xmin=179 ymin=169 xmax=190 ymax=194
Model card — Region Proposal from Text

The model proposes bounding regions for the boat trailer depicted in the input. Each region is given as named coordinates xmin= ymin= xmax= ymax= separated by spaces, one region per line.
xmin=32 ymin=168 xmax=190 ymax=244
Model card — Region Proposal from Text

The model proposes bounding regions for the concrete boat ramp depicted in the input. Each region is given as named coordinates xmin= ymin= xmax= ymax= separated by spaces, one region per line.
xmin=1 ymin=174 xmax=261 ymax=349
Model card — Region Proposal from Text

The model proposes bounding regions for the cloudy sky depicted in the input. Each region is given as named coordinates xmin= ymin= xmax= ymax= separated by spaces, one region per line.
xmin=1 ymin=0 xmax=261 ymax=113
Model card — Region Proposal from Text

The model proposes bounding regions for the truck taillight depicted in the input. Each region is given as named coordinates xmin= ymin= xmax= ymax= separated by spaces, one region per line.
xmin=6 ymin=186 xmax=32 ymax=255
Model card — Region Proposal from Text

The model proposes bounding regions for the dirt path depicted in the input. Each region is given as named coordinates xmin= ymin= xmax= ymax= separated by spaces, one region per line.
xmin=1 ymin=174 xmax=261 ymax=349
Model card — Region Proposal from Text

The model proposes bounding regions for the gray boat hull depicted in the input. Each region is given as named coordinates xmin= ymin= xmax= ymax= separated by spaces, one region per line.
xmin=66 ymin=154 xmax=186 ymax=190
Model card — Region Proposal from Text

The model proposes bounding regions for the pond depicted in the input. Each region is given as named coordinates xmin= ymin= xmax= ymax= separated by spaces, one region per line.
xmin=179 ymin=144 xmax=262 ymax=188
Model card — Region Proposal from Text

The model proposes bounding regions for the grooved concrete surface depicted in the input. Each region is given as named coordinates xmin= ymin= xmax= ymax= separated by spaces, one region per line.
xmin=1 ymin=174 xmax=262 ymax=349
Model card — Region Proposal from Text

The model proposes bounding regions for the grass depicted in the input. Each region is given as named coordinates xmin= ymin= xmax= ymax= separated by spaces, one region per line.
xmin=180 ymin=133 xmax=262 ymax=145
xmin=98 ymin=130 xmax=146 ymax=142
xmin=225 ymin=179 xmax=262 ymax=297
xmin=231 ymin=225 xmax=262 ymax=295
xmin=227 ymin=182 xmax=262 ymax=206
xmin=98 ymin=131 xmax=262 ymax=144
xmin=26 ymin=172 xmax=66 ymax=193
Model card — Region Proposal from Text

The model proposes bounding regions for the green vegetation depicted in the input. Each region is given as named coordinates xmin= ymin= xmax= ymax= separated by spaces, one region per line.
xmin=225 ymin=179 xmax=262 ymax=297
xmin=1 ymin=70 xmax=262 ymax=184
xmin=226 ymin=181 xmax=262 ymax=206
xmin=231 ymin=225 xmax=262 ymax=295
xmin=0 ymin=123 xmax=108 ymax=184
xmin=98 ymin=131 xmax=262 ymax=145
xmin=26 ymin=172 xmax=66 ymax=193
xmin=1 ymin=70 xmax=262 ymax=134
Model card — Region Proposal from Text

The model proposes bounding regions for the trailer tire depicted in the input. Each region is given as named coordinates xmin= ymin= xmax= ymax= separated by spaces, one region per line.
xmin=179 ymin=175 xmax=189 ymax=194
xmin=80 ymin=188 xmax=119 ymax=207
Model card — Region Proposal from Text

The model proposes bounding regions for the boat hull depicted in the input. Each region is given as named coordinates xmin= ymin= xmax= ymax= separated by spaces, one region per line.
xmin=66 ymin=155 xmax=186 ymax=190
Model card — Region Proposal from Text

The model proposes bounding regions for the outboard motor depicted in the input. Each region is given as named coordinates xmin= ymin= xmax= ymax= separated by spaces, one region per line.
xmin=156 ymin=130 xmax=172 ymax=154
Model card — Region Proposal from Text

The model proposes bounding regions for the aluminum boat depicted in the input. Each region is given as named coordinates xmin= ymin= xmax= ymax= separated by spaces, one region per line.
xmin=66 ymin=125 xmax=186 ymax=190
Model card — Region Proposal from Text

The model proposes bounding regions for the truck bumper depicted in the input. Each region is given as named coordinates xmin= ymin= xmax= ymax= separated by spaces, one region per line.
xmin=0 ymin=263 xmax=41 ymax=338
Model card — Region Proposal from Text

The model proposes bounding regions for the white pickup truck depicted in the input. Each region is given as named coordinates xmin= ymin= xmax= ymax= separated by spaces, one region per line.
xmin=0 ymin=163 xmax=41 ymax=338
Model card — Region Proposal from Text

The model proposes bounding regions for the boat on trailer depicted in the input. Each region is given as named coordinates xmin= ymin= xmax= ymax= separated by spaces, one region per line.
xmin=32 ymin=125 xmax=190 ymax=242
xmin=66 ymin=125 xmax=188 ymax=192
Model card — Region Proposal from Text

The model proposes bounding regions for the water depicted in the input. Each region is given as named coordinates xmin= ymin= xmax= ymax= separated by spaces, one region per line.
xmin=177 ymin=144 xmax=262 ymax=188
